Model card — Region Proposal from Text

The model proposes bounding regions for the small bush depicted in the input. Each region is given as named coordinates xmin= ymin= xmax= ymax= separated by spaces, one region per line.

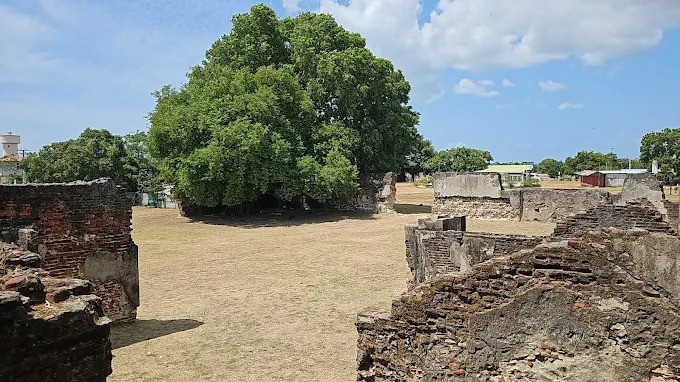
xmin=521 ymin=178 xmax=541 ymax=188
xmin=414 ymin=175 xmax=432 ymax=187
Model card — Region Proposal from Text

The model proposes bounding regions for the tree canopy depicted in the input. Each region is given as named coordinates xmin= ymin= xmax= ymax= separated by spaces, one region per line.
xmin=641 ymin=128 xmax=680 ymax=184
xmin=148 ymin=5 xmax=419 ymax=208
xmin=400 ymin=133 xmax=435 ymax=180
xmin=563 ymin=151 xmax=620 ymax=174
xmin=22 ymin=128 xmax=160 ymax=193
xmin=536 ymin=158 xmax=564 ymax=178
xmin=424 ymin=147 xmax=493 ymax=173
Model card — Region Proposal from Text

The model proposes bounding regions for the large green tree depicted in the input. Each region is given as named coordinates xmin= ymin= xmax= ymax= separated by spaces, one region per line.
xmin=563 ymin=151 xmax=620 ymax=174
xmin=148 ymin=5 xmax=419 ymax=208
xmin=641 ymin=128 xmax=680 ymax=184
xmin=536 ymin=158 xmax=565 ymax=178
xmin=124 ymin=131 xmax=164 ymax=193
xmin=424 ymin=147 xmax=493 ymax=173
xmin=22 ymin=128 xmax=140 ymax=190
xmin=400 ymin=133 xmax=435 ymax=180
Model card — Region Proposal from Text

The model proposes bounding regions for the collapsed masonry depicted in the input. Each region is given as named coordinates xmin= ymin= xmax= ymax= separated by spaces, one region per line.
xmin=1 ymin=243 xmax=112 ymax=381
xmin=0 ymin=179 xmax=139 ymax=322
xmin=358 ymin=228 xmax=680 ymax=381
xmin=358 ymin=190 xmax=680 ymax=380
xmin=432 ymin=172 xmax=680 ymax=230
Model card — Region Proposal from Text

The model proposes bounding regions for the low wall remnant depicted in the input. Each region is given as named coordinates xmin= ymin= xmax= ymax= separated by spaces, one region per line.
xmin=1 ymin=243 xmax=112 ymax=381
xmin=406 ymin=217 xmax=544 ymax=285
xmin=431 ymin=172 xmax=677 ymax=224
xmin=357 ymin=228 xmax=680 ymax=381
xmin=0 ymin=179 xmax=139 ymax=322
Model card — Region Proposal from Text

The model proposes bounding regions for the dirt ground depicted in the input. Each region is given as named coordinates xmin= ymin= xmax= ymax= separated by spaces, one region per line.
xmin=108 ymin=184 xmax=551 ymax=381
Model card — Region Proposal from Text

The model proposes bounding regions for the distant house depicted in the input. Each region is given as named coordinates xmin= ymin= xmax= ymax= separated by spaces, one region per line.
xmin=600 ymin=169 xmax=648 ymax=187
xmin=477 ymin=164 xmax=534 ymax=183
xmin=577 ymin=170 xmax=605 ymax=187
xmin=577 ymin=169 xmax=648 ymax=187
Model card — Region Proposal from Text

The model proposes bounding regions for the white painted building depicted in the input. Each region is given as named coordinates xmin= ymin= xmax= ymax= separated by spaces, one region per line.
xmin=600 ymin=169 xmax=648 ymax=187
xmin=0 ymin=132 xmax=24 ymax=184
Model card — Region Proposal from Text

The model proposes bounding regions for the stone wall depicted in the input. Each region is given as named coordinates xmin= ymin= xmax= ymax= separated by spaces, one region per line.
xmin=433 ymin=172 xmax=504 ymax=198
xmin=0 ymin=179 xmax=139 ymax=322
xmin=430 ymin=172 xmax=675 ymax=223
xmin=664 ymin=199 xmax=680 ymax=235
xmin=406 ymin=217 xmax=544 ymax=285
xmin=432 ymin=195 xmax=518 ymax=220
xmin=357 ymin=229 xmax=680 ymax=381
xmin=518 ymin=188 xmax=613 ymax=221
xmin=0 ymin=243 xmax=112 ymax=381
xmin=554 ymin=200 xmax=677 ymax=238
xmin=335 ymin=172 xmax=397 ymax=212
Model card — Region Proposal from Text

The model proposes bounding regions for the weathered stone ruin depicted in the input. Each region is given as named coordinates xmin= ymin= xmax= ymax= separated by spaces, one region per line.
xmin=329 ymin=172 xmax=398 ymax=212
xmin=432 ymin=172 xmax=680 ymax=228
xmin=1 ymin=242 xmax=112 ymax=381
xmin=553 ymin=199 xmax=677 ymax=238
xmin=359 ymin=175 xmax=680 ymax=380
xmin=0 ymin=179 xmax=139 ymax=322
xmin=357 ymin=228 xmax=680 ymax=381
xmin=432 ymin=172 xmax=613 ymax=221
xmin=405 ymin=217 xmax=543 ymax=285
xmin=407 ymin=198 xmax=677 ymax=286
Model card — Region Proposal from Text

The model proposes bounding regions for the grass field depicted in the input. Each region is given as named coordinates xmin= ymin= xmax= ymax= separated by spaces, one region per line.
xmin=107 ymin=184 xmax=550 ymax=381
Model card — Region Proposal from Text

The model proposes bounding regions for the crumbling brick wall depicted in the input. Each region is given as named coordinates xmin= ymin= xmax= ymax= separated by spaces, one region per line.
xmin=406 ymin=218 xmax=544 ymax=285
xmin=432 ymin=195 xmax=518 ymax=220
xmin=357 ymin=229 xmax=680 ymax=381
xmin=554 ymin=200 xmax=677 ymax=238
xmin=0 ymin=243 xmax=112 ymax=381
xmin=0 ymin=179 xmax=139 ymax=322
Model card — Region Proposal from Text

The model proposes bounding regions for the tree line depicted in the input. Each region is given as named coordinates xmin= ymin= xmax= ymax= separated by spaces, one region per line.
xmin=19 ymin=5 xmax=680 ymax=204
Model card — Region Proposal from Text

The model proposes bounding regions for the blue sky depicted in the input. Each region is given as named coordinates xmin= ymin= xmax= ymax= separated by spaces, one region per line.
xmin=2 ymin=0 xmax=679 ymax=163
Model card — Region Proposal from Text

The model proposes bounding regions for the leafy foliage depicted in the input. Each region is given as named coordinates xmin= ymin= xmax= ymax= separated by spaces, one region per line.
xmin=424 ymin=147 xmax=493 ymax=173
xmin=536 ymin=158 xmax=565 ymax=178
xmin=563 ymin=151 xmax=620 ymax=174
xmin=400 ymin=133 xmax=435 ymax=180
xmin=641 ymin=128 xmax=680 ymax=184
xmin=123 ymin=131 xmax=164 ymax=193
xmin=148 ymin=5 xmax=419 ymax=207
xmin=22 ymin=129 xmax=140 ymax=191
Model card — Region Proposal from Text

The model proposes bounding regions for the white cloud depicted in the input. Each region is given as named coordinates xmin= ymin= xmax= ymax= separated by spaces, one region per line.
xmin=319 ymin=0 xmax=680 ymax=99
xmin=538 ymin=80 xmax=565 ymax=92
xmin=453 ymin=78 xmax=499 ymax=97
xmin=282 ymin=0 xmax=301 ymax=12
xmin=558 ymin=102 xmax=584 ymax=110
xmin=502 ymin=79 xmax=515 ymax=87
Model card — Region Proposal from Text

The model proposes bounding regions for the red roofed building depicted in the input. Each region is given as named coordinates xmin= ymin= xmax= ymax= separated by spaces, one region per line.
xmin=577 ymin=170 xmax=605 ymax=187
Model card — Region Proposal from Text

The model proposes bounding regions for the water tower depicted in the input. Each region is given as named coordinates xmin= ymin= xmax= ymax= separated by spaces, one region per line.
xmin=0 ymin=132 xmax=20 ymax=157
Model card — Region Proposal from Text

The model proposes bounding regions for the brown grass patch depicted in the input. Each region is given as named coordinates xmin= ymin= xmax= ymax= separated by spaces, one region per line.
xmin=109 ymin=183 xmax=553 ymax=381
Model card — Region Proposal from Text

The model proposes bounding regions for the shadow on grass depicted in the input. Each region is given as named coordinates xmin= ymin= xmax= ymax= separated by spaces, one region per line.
xmin=185 ymin=208 xmax=377 ymax=229
xmin=393 ymin=203 xmax=431 ymax=214
xmin=111 ymin=319 xmax=203 ymax=349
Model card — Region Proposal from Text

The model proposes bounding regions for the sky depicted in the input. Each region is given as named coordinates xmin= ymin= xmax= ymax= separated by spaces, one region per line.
xmin=2 ymin=0 xmax=680 ymax=163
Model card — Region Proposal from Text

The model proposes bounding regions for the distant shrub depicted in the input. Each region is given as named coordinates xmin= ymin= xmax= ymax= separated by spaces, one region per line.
xmin=521 ymin=179 xmax=541 ymax=188
xmin=414 ymin=175 xmax=432 ymax=187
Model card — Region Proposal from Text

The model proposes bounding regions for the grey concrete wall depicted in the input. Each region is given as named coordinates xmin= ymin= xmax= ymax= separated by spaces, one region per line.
xmin=433 ymin=172 xmax=503 ymax=198
xmin=517 ymin=188 xmax=613 ymax=222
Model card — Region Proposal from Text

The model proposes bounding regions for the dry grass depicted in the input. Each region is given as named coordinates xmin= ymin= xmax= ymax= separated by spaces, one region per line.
xmin=109 ymin=183 xmax=553 ymax=381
